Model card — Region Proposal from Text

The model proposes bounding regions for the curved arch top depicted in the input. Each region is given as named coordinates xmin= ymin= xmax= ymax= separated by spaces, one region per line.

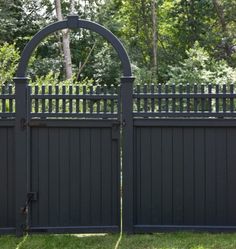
xmin=16 ymin=15 xmax=132 ymax=78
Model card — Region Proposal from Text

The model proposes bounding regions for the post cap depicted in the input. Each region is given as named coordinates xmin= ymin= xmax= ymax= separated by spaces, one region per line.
xmin=67 ymin=15 xmax=79 ymax=29
xmin=13 ymin=77 xmax=30 ymax=84
xmin=121 ymin=76 xmax=135 ymax=84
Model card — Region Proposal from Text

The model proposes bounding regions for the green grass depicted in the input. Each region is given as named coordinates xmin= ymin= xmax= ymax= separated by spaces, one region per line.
xmin=1 ymin=232 xmax=236 ymax=249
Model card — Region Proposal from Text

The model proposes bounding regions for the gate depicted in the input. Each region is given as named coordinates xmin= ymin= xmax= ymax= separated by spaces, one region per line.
xmin=12 ymin=15 xmax=133 ymax=235
xmin=1 ymin=15 xmax=236 ymax=236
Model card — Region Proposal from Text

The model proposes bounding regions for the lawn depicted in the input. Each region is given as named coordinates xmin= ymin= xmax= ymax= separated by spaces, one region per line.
xmin=1 ymin=232 xmax=236 ymax=249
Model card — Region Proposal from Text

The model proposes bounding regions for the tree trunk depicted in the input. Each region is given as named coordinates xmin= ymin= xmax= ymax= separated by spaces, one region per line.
xmin=212 ymin=0 xmax=227 ymax=33
xmin=212 ymin=0 xmax=230 ymax=57
xmin=152 ymin=0 xmax=158 ymax=80
xmin=70 ymin=0 xmax=76 ymax=14
xmin=55 ymin=0 xmax=73 ymax=79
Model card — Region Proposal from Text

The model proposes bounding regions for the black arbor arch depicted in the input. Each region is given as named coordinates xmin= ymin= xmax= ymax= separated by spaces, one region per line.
xmin=15 ymin=15 xmax=132 ymax=78
xmin=14 ymin=15 xmax=135 ymax=235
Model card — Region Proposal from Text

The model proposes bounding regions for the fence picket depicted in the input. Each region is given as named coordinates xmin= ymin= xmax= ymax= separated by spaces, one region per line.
xmin=194 ymin=84 xmax=197 ymax=113
xmin=230 ymin=84 xmax=234 ymax=112
xmin=172 ymin=83 xmax=176 ymax=113
xmin=111 ymin=84 xmax=114 ymax=114
xmin=208 ymin=84 xmax=212 ymax=113
xmin=216 ymin=84 xmax=219 ymax=113
xmin=48 ymin=85 xmax=52 ymax=113
xmin=223 ymin=84 xmax=226 ymax=112
xmin=201 ymin=84 xmax=205 ymax=113
xmin=179 ymin=83 xmax=183 ymax=113
xmin=9 ymin=84 xmax=13 ymax=113
xmin=151 ymin=84 xmax=155 ymax=112
xmin=165 ymin=84 xmax=169 ymax=112
xmin=158 ymin=83 xmax=162 ymax=112
xmin=137 ymin=84 xmax=141 ymax=113
xmin=104 ymin=84 xmax=107 ymax=114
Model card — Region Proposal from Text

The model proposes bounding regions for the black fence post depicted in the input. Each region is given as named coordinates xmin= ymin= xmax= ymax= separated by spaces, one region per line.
xmin=14 ymin=77 xmax=28 ymax=236
xmin=121 ymin=76 xmax=135 ymax=233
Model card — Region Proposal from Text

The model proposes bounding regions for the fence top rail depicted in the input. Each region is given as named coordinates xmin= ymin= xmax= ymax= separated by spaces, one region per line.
xmin=134 ymin=83 xmax=235 ymax=92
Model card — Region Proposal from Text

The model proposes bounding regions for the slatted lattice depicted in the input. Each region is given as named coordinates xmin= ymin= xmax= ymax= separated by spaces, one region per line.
xmin=0 ymin=84 xmax=15 ymax=118
xmin=29 ymin=84 xmax=120 ymax=119
xmin=133 ymin=83 xmax=236 ymax=118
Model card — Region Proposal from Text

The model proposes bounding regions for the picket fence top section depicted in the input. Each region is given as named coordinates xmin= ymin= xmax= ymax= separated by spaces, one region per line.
xmin=1 ymin=82 xmax=236 ymax=119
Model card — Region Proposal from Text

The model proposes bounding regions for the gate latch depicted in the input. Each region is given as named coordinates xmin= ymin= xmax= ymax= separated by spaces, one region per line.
xmin=21 ymin=192 xmax=38 ymax=215
xmin=20 ymin=118 xmax=27 ymax=130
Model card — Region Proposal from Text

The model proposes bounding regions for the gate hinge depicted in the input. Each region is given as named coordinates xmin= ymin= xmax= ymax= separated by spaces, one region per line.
xmin=112 ymin=123 xmax=120 ymax=140
xmin=21 ymin=192 xmax=38 ymax=215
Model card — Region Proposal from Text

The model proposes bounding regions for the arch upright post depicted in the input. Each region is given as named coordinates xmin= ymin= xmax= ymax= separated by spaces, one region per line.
xmin=121 ymin=76 xmax=135 ymax=233
xmin=14 ymin=77 xmax=29 ymax=236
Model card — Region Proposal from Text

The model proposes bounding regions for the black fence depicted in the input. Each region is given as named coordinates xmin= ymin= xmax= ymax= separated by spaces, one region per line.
xmin=128 ymin=83 xmax=236 ymax=233
xmin=1 ymin=16 xmax=236 ymax=236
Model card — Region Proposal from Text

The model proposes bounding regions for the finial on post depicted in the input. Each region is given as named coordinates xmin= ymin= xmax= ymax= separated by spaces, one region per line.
xmin=67 ymin=15 xmax=79 ymax=29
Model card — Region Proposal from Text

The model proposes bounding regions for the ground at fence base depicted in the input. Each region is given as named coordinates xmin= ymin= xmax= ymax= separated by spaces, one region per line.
xmin=1 ymin=232 xmax=236 ymax=249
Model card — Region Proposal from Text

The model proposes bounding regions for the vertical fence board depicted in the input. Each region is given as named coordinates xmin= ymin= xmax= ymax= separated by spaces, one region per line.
xmin=80 ymin=128 xmax=91 ymax=225
xmin=59 ymin=129 xmax=70 ymax=226
xmin=227 ymin=128 xmax=236 ymax=225
xmin=183 ymin=128 xmax=194 ymax=225
xmin=151 ymin=128 xmax=162 ymax=225
xmin=111 ymin=130 xmax=119 ymax=226
xmin=38 ymin=128 xmax=49 ymax=226
xmin=162 ymin=128 xmax=173 ymax=225
xmin=69 ymin=128 xmax=81 ymax=226
xmin=7 ymin=128 xmax=15 ymax=227
xmin=48 ymin=128 xmax=60 ymax=227
xmin=30 ymin=128 xmax=39 ymax=226
xmin=135 ymin=128 xmax=141 ymax=225
xmin=140 ymin=128 xmax=152 ymax=224
xmin=204 ymin=128 xmax=217 ymax=225
xmin=90 ymin=128 xmax=101 ymax=225
xmin=101 ymin=128 xmax=112 ymax=225
xmin=172 ymin=128 xmax=184 ymax=225
xmin=194 ymin=128 xmax=205 ymax=225
xmin=215 ymin=128 xmax=227 ymax=225
xmin=0 ymin=128 xmax=8 ymax=227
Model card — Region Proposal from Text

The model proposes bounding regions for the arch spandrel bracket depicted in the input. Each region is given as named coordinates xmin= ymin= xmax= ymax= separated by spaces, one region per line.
xmin=15 ymin=15 xmax=132 ymax=78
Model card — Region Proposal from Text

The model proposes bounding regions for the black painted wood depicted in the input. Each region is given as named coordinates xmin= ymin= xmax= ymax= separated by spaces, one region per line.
xmin=133 ymin=124 xmax=236 ymax=230
xmin=0 ymin=128 xmax=15 ymax=229
xmin=29 ymin=124 xmax=120 ymax=230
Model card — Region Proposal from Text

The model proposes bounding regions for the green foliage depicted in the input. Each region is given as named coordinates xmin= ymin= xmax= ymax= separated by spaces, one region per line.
xmin=1 ymin=0 xmax=236 ymax=85
xmin=0 ymin=43 xmax=20 ymax=84
xmin=132 ymin=65 xmax=153 ymax=85
xmin=168 ymin=42 xmax=236 ymax=85
xmin=30 ymin=71 xmax=93 ymax=87
xmin=93 ymin=42 xmax=121 ymax=85
xmin=0 ymin=0 xmax=47 ymax=50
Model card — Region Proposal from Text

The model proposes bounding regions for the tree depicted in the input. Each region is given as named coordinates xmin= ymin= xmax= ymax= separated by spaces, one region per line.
xmin=0 ymin=43 xmax=20 ymax=84
xmin=55 ymin=0 xmax=73 ymax=79
xmin=168 ymin=42 xmax=236 ymax=85
xmin=151 ymin=0 xmax=158 ymax=79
